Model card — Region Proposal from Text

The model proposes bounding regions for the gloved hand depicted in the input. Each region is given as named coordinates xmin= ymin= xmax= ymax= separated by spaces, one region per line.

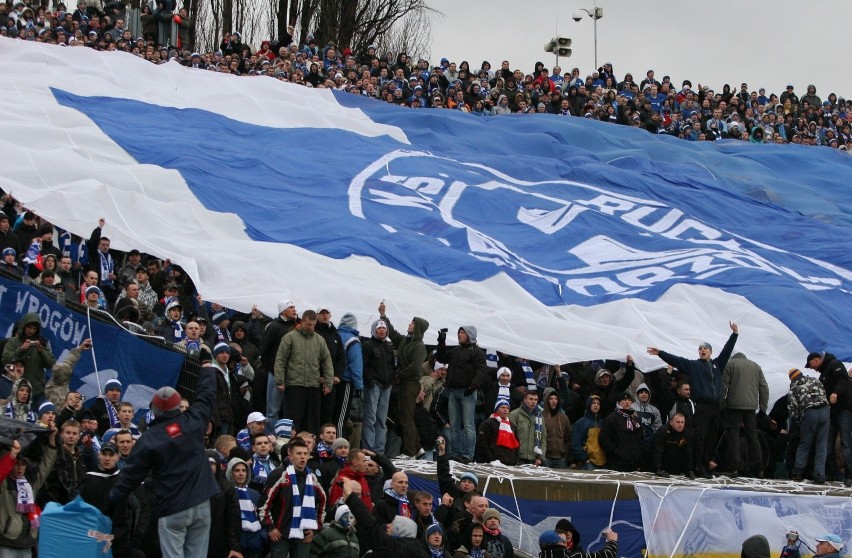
xmin=655 ymin=470 xmax=670 ymax=478
xmin=437 ymin=328 xmax=447 ymax=344
xmin=490 ymin=460 xmax=502 ymax=467
xmin=353 ymin=390 xmax=362 ymax=399
xmin=686 ymin=470 xmax=696 ymax=480
xmin=464 ymin=386 xmax=475 ymax=397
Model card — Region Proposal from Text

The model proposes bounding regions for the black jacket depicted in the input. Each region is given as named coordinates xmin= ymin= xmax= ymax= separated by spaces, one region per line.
xmin=259 ymin=317 xmax=297 ymax=371
xmin=109 ymin=366 xmax=220 ymax=517
xmin=208 ymin=476 xmax=241 ymax=557
xmin=599 ymin=409 xmax=644 ymax=471
xmin=362 ymin=337 xmax=395 ymax=388
xmin=344 ymin=493 xmax=428 ymax=558
xmin=316 ymin=322 xmax=346 ymax=380
xmin=438 ymin=342 xmax=488 ymax=390
xmin=818 ymin=353 xmax=852 ymax=413
xmin=80 ymin=468 xmax=138 ymax=558
xmin=651 ymin=424 xmax=693 ymax=474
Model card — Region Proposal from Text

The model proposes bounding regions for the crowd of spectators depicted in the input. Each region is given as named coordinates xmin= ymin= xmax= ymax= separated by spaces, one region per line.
xmin=1 ymin=186 xmax=851 ymax=556
xmin=2 ymin=1 xmax=852 ymax=554
xmin=3 ymin=0 xmax=852 ymax=150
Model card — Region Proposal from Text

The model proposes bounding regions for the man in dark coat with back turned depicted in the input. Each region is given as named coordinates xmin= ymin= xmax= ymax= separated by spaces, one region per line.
xmin=109 ymin=365 xmax=220 ymax=557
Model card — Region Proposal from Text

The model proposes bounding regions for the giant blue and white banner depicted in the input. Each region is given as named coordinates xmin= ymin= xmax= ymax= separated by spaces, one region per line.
xmin=0 ymin=276 xmax=184 ymax=412
xmin=0 ymin=39 xmax=849 ymax=401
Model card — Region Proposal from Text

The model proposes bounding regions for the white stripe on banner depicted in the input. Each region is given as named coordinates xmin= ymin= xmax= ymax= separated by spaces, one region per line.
xmin=636 ymin=483 xmax=852 ymax=558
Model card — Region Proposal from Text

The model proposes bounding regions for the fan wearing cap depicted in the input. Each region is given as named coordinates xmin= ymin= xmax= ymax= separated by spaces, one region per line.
xmin=647 ymin=321 xmax=739 ymax=477
xmin=599 ymin=392 xmax=643 ymax=472
xmin=79 ymin=441 xmax=136 ymax=557
xmin=209 ymin=342 xmax=237 ymax=436
xmin=434 ymin=439 xmax=480 ymax=527
xmin=89 ymin=378 xmax=124 ymax=437
xmin=814 ymin=534 xmax=845 ymax=558
xmin=109 ymin=365 xmax=219 ymax=556
xmin=805 ymin=350 xmax=852 ymax=486
xmin=311 ymin=503 xmax=360 ymax=558
xmin=259 ymin=299 xmax=299 ymax=430
xmin=1 ymin=246 xmax=21 ymax=277
xmin=236 ymin=411 xmax=267 ymax=451
xmin=476 ymin=398 xmax=519 ymax=466
xmin=360 ymin=316 xmax=396 ymax=455
xmin=0 ymin=210 xmax=22 ymax=262
xmin=787 ymin=367 xmax=830 ymax=484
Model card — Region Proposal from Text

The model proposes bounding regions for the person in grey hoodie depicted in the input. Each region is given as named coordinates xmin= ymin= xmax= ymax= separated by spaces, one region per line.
xmin=631 ymin=383 xmax=662 ymax=466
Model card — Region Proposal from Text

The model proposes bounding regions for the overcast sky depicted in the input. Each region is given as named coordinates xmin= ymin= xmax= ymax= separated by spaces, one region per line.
xmin=426 ymin=0 xmax=852 ymax=100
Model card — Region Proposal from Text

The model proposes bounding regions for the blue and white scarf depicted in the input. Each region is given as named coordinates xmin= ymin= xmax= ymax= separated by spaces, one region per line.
xmin=98 ymin=250 xmax=114 ymax=288
xmin=525 ymin=404 xmax=544 ymax=457
xmin=237 ymin=487 xmax=261 ymax=532
xmin=383 ymin=487 xmax=411 ymax=517
xmin=105 ymin=399 xmax=120 ymax=429
xmin=521 ymin=362 xmax=537 ymax=393
xmin=485 ymin=348 xmax=498 ymax=369
xmin=171 ymin=320 xmax=185 ymax=341
xmin=252 ymin=454 xmax=271 ymax=486
xmin=287 ymin=465 xmax=317 ymax=539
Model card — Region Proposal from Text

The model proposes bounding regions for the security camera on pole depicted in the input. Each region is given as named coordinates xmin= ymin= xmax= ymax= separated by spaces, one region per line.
xmin=544 ymin=36 xmax=572 ymax=65
xmin=573 ymin=1 xmax=604 ymax=70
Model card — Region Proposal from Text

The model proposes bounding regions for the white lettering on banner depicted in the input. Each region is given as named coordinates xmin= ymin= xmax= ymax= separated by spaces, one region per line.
xmin=12 ymin=291 xmax=88 ymax=345
xmin=348 ymin=150 xmax=850 ymax=300
xmin=0 ymin=285 xmax=7 ymax=305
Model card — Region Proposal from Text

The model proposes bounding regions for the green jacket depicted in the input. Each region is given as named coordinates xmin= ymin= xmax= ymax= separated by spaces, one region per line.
xmin=385 ymin=316 xmax=429 ymax=382
xmin=273 ymin=328 xmax=334 ymax=389
xmin=45 ymin=346 xmax=84 ymax=407
xmin=509 ymin=404 xmax=548 ymax=461
xmin=310 ymin=522 xmax=360 ymax=558
xmin=2 ymin=313 xmax=57 ymax=397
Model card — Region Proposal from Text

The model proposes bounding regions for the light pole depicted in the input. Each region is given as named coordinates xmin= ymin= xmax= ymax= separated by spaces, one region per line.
xmin=573 ymin=1 xmax=603 ymax=70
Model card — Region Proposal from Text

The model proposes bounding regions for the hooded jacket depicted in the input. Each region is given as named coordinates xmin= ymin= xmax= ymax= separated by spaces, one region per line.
xmin=437 ymin=327 xmax=488 ymax=391
xmin=2 ymin=313 xmax=57 ymax=397
xmin=570 ymin=396 xmax=605 ymax=466
xmin=337 ymin=316 xmax=363 ymax=390
xmin=363 ymin=319 xmax=397 ymax=388
xmin=385 ymin=316 xmax=429 ymax=382
xmin=631 ymin=383 xmax=662 ymax=445
xmin=2 ymin=378 xmax=37 ymax=423
xmin=541 ymin=387 xmax=571 ymax=461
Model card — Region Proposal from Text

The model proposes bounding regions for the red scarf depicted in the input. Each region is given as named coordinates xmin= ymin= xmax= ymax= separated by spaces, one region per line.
xmin=491 ymin=414 xmax=519 ymax=449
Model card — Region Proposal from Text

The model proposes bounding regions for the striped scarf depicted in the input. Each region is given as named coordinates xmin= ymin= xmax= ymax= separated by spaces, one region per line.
xmin=236 ymin=487 xmax=261 ymax=532
xmin=105 ymin=399 xmax=120 ymax=429
xmin=383 ymin=487 xmax=411 ymax=517
xmin=485 ymin=348 xmax=498 ymax=369
xmin=252 ymin=454 xmax=271 ymax=486
xmin=490 ymin=413 xmax=519 ymax=449
xmin=98 ymin=250 xmax=114 ymax=288
xmin=525 ymin=404 xmax=544 ymax=456
xmin=287 ymin=465 xmax=317 ymax=539
xmin=521 ymin=362 xmax=537 ymax=393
